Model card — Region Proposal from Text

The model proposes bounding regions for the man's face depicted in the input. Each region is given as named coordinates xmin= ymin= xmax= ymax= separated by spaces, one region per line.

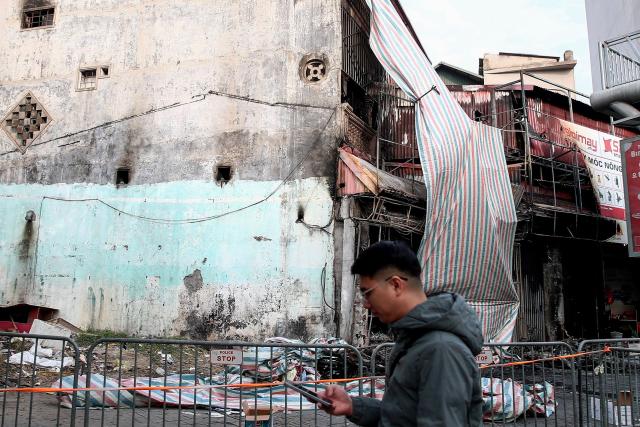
xmin=359 ymin=275 xmax=403 ymax=324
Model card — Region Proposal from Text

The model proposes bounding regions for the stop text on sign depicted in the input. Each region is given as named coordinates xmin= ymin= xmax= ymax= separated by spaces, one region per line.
xmin=475 ymin=348 xmax=493 ymax=365
xmin=210 ymin=349 xmax=243 ymax=365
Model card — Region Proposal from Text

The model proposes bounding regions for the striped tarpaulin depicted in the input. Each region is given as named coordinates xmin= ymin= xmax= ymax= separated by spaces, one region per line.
xmin=53 ymin=374 xmax=382 ymax=410
xmin=369 ymin=0 xmax=518 ymax=342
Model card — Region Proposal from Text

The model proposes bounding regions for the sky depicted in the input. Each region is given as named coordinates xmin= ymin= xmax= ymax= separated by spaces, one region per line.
xmin=398 ymin=0 xmax=593 ymax=94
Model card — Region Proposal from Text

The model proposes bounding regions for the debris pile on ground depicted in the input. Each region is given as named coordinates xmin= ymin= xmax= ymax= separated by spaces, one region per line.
xmin=9 ymin=344 xmax=74 ymax=369
xmin=0 ymin=318 xmax=80 ymax=388
xmin=482 ymin=378 xmax=555 ymax=421
xmin=49 ymin=336 xmax=381 ymax=411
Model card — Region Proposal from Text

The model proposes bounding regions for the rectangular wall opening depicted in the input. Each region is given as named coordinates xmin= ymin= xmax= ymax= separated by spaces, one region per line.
xmin=116 ymin=168 xmax=130 ymax=186
xmin=22 ymin=7 xmax=55 ymax=29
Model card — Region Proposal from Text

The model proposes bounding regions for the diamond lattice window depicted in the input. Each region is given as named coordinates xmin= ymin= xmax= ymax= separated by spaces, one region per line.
xmin=1 ymin=92 xmax=52 ymax=153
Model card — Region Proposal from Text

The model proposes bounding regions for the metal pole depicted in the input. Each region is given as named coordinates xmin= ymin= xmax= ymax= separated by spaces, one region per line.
xmin=490 ymin=88 xmax=497 ymax=127
xmin=568 ymin=89 xmax=574 ymax=123
xmin=568 ymin=91 xmax=583 ymax=212
xmin=599 ymin=42 xmax=608 ymax=90
xmin=610 ymin=115 xmax=616 ymax=137
xmin=376 ymin=93 xmax=381 ymax=174
xmin=522 ymin=71 xmax=590 ymax=98
xmin=520 ymin=70 xmax=534 ymax=205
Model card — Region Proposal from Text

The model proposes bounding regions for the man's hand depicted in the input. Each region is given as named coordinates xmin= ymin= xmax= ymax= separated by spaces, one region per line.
xmin=317 ymin=385 xmax=353 ymax=416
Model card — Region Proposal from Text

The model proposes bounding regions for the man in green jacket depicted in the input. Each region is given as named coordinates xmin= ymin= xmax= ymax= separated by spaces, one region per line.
xmin=319 ymin=241 xmax=484 ymax=426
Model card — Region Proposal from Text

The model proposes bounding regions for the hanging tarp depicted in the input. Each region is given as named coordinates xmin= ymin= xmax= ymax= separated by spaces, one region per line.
xmin=369 ymin=0 xmax=518 ymax=342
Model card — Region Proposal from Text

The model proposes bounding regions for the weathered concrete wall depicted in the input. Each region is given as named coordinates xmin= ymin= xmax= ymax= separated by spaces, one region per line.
xmin=0 ymin=0 xmax=342 ymax=338
xmin=484 ymin=69 xmax=576 ymax=95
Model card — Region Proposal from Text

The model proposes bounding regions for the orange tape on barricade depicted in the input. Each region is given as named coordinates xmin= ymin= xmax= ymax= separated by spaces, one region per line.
xmin=0 ymin=347 xmax=615 ymax=393
xmin=0 ymin=375 xmax=384 ymax=395
xmin=480 ymin=346 xmax=611 ymax=370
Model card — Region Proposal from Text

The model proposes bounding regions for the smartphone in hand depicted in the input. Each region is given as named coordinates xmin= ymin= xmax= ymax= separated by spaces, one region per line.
xmin=283 ymin=380 xmax=334 ymax=408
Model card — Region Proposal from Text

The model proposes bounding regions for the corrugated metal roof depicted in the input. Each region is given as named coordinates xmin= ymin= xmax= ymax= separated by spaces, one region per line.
xmin=434 ymin=62 xmax=484 ymax=83
xmin=337 ymin=148 xmax=426 ymax=201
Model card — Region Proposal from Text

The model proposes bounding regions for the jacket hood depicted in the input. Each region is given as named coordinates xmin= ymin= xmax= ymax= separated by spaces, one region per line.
xmin=390 ymin=292 xmax=484 ymax=355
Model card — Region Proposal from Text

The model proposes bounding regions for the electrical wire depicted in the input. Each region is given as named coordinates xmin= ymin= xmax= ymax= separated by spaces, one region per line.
xmin=320 ymin=263 xmax=335 ymax=312
xmin=0 ymin=89 xmax=335 ymax=157
xmin=296 ymin=216 xmax=333 ymax=235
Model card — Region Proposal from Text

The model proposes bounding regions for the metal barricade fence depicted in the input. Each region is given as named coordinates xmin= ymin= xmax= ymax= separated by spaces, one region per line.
xmin=370 ymin=341 xmax=579 ymax=426
xmin=577 ymin=338 xmax=640 ymax=427
xmin=0 ymin=332 xmax=80 ymax=427
xmin=369 ymin=343 xmax=393 ymax=398
xmin=481 ymin=342 xmax=578 ymax=427
xmin=10 ymin=333 xmax=637 ymax=426
xmin=79 ymin=338 xmax=364 ymax=427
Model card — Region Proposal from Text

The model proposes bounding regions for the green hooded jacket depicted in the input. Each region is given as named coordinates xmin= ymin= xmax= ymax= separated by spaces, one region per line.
xmin=348 ymin=292 xmax=484 ymax=426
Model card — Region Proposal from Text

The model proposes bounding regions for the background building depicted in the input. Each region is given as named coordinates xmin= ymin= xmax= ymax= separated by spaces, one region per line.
xmin=481 ymin=52 xmax=577 ymax=95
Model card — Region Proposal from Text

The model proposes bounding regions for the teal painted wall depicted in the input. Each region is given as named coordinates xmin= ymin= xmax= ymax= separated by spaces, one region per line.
xmin=0 ymin=177 xmax=335 ymax=338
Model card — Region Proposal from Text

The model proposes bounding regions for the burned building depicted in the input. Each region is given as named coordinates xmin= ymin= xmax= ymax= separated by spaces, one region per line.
xmin=0 ymin=0 xmax=428 ymax=341
xmin=0 ymin=0 xmax=345 ymax=338
xmin=433 ymin=73 xmax=640 ymax=341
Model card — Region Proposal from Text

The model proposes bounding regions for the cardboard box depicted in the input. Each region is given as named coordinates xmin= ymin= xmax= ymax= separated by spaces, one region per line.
xmin=242 ymin=402 xmax=272 ymax=427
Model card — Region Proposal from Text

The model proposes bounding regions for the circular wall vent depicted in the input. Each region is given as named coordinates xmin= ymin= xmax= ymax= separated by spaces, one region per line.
xmin=300 ymin=54 xmax=329 ymax=83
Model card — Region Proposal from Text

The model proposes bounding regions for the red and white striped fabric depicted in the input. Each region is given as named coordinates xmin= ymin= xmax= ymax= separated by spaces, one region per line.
xmin=369 ymin=0 xmax=518 ymax=342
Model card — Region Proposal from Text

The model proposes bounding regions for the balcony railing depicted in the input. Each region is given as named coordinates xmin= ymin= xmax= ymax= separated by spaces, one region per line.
xmin=342 ymin=3 xmax=385 ymax=89
xmin=600 ymin=29 xmax=640 ymax=88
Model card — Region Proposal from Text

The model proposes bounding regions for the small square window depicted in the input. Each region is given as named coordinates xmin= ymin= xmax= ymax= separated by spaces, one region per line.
xmin=99 ymin=66 xmax=110 ymax=78
xmin=22 ymin=7 xmax=55 ymax=29
xmin=116 ymin=168 xmax=130 ymax=186
xmin=78 ymin=68 xmax=97 ymax=91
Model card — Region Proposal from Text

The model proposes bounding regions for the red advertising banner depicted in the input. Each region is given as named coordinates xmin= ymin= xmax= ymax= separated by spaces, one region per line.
xmin=558 ymin=119 xmax=627 ymax=244
xmin=558 ymin=119 xmax=625 ymax=220
xmin=622 ymin=137 xmax=640 ymax=256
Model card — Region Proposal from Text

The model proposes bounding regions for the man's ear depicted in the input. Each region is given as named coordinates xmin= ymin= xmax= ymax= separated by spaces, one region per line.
xmin=390 ymin=276 xmax=406 ymax=295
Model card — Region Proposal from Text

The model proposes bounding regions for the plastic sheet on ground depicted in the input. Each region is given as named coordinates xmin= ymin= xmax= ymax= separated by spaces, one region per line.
xmin=52 ymin=337 xmax=370 ymax=411
xmin=9 ymin=350 xmax=74 ymax=370
xmin=48 ymin=336 xmax=555 ymax=418
xmin=54 ymin=374 xmax=371 ymax=411
xmin=56 ymin=374 xmax=142 ymax=408
xmin=482 ymin=377 xmax=556 ymax=422
xmin=54 ymin=368 xmax=547 ymax=419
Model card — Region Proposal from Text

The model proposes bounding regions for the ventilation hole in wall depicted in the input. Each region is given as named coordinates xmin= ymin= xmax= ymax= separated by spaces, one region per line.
xmin=304 ymin=59 xmax=326 ymax=82
xmin=116 ymin=168 xmax=130 ymax=186
xmin=216 ymin=166 xmax=232 ymax=183
xmin=99 ymin=66 xmax=110 ymax=78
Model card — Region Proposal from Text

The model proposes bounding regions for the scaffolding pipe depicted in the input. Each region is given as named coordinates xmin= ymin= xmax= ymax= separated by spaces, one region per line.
xmin=520 ymin=70 xmax=534 ymax=207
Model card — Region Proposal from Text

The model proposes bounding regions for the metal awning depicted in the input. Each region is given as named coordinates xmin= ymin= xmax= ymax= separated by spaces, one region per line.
xmin=337 ymin=148 xmax=426 ymax=202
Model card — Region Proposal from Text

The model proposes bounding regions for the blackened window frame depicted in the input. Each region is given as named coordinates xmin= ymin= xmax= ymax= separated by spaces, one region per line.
xmin=21 ymin=6 xmax=55 ymax=30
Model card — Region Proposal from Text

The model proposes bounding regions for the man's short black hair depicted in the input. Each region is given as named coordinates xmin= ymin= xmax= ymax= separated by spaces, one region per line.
xmin=351 ymin=240 xmax=422 ymax=278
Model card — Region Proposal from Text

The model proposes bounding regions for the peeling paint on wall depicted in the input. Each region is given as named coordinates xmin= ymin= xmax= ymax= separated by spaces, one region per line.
xmin=183 ymin=269 xmax=203 ymax=294
xmin=0 ymin=179 xmax=335 ymax=337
